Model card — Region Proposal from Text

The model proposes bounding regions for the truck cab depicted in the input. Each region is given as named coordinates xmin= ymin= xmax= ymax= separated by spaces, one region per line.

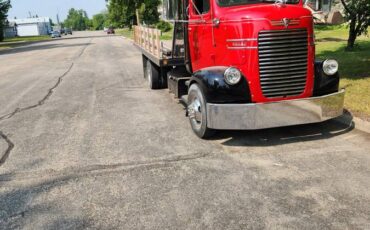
xmin=136 ymin=0 xmax=345 ymax=138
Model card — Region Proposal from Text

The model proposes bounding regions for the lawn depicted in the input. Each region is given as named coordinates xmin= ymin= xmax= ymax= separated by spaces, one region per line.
xmin=116 ymin=28 xmax=173 ymax=41
xmin=0 ymin=35 xmax=51 ymax=50
xmin=315 ymin=25 xmax=370 ymax=119
xmin=3 ymin=35 xmax=50 ymax=43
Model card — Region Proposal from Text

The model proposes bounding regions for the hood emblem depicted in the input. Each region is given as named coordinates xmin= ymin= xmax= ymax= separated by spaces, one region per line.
xmin=275 ymin=0 xmax=287 ymax=7
xmin=282 ymin=18 xmax=291 ymax=28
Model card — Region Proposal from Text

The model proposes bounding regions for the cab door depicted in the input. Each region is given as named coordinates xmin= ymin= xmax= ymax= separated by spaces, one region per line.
xmin=187 ymin=0 xmax=213 ymax=71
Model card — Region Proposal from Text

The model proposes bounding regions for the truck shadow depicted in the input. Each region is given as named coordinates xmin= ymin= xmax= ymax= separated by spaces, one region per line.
xmin=210 ymin=110 xmax=355 ymax=147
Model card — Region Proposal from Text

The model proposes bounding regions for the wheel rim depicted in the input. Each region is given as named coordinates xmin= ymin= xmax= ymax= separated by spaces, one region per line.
xmin=188 ymin=96 xmax=202 ymax=129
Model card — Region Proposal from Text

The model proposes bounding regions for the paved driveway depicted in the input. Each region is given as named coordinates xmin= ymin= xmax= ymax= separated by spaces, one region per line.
xmin=0 ymin=31 xmax=369 ymax=229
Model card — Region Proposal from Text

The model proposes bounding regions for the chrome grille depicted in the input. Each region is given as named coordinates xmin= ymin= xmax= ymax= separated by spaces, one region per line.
xmin=258 ymin=29 xmax=308 ymax=98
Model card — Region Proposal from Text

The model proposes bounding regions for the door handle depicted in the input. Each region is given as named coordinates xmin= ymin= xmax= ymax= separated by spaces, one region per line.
xmin=213 ymin=18 xmax=220 ymax=27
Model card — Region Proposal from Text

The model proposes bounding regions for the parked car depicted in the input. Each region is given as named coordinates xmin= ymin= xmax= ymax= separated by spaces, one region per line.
xmin=107 ymin=27 xmax=115 ymax=34
xmin=60 ymin=28 xmax=65 ymax=35
xmin=51 ymin=31 xmax=61 ymax=38
xmin=64 ymin=28 xmax=73 ymax=35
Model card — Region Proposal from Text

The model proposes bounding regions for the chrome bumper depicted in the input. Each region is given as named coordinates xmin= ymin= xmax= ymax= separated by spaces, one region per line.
xmin=206 ymin=90 xmax=345 ymax=130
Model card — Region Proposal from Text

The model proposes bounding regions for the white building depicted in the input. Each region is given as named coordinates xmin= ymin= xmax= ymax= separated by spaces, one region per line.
xmin=9 ymin=17 xmax=52 ymax=36
xmin=3 ymin=22 xmax=17 ymax=38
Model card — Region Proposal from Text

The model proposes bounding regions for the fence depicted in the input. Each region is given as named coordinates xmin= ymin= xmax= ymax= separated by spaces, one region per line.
xmin=133 ymin=26 xmax=162 ymax=58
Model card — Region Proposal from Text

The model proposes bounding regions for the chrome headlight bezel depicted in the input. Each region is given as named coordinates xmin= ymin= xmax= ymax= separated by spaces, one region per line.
xmin=323 ymin=59 xmax=339 ymax=76
xmin=224 ymin=67 xmax=242 ymax=85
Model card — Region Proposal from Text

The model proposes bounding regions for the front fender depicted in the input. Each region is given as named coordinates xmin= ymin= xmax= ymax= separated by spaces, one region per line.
xmin=313 ymin=60 xmax=340 ymax=96
xmin=189 ymin=66 xmax=252 ymax=104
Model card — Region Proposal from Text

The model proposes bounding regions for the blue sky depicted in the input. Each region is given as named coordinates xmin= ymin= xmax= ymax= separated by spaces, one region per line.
xmin=8 ymin=0 xmax=107 ymax=22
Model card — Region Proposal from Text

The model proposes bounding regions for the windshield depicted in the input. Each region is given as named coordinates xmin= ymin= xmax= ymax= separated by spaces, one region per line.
xmin=218 ymin=0 xmax=300 ymax=7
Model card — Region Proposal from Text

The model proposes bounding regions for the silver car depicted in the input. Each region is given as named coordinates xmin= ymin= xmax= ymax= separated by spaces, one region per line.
xmin=51 ymin=31 xmax=61 ymax=38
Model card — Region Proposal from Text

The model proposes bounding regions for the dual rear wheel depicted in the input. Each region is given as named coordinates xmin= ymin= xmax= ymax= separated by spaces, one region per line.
xmin=143 ymin=57 xmax=161 ymax=90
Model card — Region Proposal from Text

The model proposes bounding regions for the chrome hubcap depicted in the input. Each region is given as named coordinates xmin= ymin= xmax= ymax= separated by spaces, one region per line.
xmin=188 ymin=98 xmax=202 ymax=123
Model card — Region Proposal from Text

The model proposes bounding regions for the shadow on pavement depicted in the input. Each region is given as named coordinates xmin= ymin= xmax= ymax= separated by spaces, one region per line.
xmin=211 ymin=112 xmax=355 ymax=147
xmin=0 ymin=169 xmax=92 ymax=229
xmin=0 ymin=43 xmax=92 ymax=55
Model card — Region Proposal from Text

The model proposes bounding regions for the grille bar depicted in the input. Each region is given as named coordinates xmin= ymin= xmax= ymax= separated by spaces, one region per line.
xmin=261 ymin=78 xmax=307 ymax=85
xmin=258 ymin=29 xmax=308 ymax=98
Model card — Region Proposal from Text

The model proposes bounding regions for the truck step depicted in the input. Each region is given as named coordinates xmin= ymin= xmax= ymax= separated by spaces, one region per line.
xmin=167 ymin=67 xmax=191 ymax=98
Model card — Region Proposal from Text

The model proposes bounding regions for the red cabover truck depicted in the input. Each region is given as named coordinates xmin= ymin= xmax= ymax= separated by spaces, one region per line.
xmin=133 ymin=0 xmax=345 ymax=138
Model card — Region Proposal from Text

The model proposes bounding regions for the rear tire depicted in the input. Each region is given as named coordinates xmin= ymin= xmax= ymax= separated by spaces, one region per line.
xmin=145 ymin=59 xmax=160 ymax=89
xmin=187 ymin=83 xmax=215 ymax=139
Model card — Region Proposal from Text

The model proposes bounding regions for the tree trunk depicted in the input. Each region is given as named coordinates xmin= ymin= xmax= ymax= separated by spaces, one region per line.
xmin=347 ymin=17 xmax=357 ymax=50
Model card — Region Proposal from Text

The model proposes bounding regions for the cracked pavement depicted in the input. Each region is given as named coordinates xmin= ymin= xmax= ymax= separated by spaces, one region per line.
xmin=0 ymin=31 xmax=370 ymax=229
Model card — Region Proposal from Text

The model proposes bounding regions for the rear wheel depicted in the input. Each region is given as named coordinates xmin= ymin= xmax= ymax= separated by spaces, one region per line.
xmin=187 ymin=84 xmax=214 ymax=139
xmin=143 ymin=58 xmax=160 ymax=89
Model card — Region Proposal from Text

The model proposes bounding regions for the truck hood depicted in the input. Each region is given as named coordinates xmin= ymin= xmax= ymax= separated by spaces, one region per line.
xmin=216 ymin=3 xmax=312 ymax=21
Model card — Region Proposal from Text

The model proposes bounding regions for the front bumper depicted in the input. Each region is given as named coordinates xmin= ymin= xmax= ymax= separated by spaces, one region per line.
xmin=206 ymin=90 xmax=345 ymax=130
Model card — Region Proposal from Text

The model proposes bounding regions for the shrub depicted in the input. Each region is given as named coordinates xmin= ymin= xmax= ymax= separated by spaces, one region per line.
xmin=156 ymin=20 xmax=172 ymax=32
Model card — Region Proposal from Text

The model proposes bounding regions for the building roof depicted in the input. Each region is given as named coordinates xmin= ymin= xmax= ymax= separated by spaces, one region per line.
xmin=7 ymin=22 xmax=17 ymax=27
xmin=9 ymin=17 xmax=51 ymax=25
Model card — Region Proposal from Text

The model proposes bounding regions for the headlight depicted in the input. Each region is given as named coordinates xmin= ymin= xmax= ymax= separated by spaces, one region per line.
xmin=224 ymin=67 xmax=242 ymax=85
xmin=323 ymin=59 xmax=339 ymax=76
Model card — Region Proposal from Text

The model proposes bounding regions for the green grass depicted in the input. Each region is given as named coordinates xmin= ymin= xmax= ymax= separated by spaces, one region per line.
xmin=116 ymin=27 xmax=173 ymax=41
xmin=116 ymin=28 xmax=134 ymax=40
xmin=0 ymin=35 xmax=51 ymax=50
xmin=315 ymin=25 xmax=370 ymax=118
xmin=0 ymin=44 xmax=12 ymax=50
xmin=4 ymin=35 xmax=50 ymax=43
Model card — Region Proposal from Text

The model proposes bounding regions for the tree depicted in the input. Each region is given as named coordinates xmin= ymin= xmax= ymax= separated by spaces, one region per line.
xmin=340 ymin=0 xmax=370 ymax=50
xmin=0 ymin=0 xmax=11 ymax=42
xmin=106 ymin=0 xmax=161 ymax=28
xmin=64 ymin=8 xmax=91 ymax=31
xmin=139 ymin=0 xmax=161 ymax=25
xmin=92 ymin=12 xmax=108 ymax=30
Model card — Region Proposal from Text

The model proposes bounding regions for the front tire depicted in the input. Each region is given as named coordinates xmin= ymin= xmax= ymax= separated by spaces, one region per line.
xmin=187 ymin=84 xmax=214 ymax=139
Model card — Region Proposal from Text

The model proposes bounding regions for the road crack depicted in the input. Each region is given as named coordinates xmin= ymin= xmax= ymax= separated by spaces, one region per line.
xmin=0 ymin=39 xmax=91 ymax=166
xmin=0 ymin=131 xmax=14 ymax=167
xmin=0 ymin=63 xmax=74 ymax=122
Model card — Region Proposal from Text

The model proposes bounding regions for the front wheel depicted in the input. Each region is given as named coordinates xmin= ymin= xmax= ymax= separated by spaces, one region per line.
xmin=187 ymin=84 xmax=215 ymax=139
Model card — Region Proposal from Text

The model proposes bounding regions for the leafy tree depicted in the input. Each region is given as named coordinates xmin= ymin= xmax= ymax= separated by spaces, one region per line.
xmin=92 ymin=13 xmax=108 ymax=30
xmin=0 ymin=0 xmax=11 ymax=42
xmin=140 ymin=0 xmax=161 ymax=25
xmin=106 ymin=0 xmax=160 ymax=28
xmin=64 ymin=8 xmax=91 ymax=31
xmin=340 ymin=0 xmax=370 ymax=50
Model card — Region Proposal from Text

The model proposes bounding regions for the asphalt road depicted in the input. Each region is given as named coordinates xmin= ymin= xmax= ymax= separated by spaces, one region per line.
xmin=0 ymin=31 xmax=370 ymax=229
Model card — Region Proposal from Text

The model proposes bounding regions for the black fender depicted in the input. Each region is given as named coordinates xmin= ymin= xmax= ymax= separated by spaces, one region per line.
xmin=189 ymin=66 xmax=252 ymax=104
xmin=313 ymin=60 xmax=340 ymax=96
